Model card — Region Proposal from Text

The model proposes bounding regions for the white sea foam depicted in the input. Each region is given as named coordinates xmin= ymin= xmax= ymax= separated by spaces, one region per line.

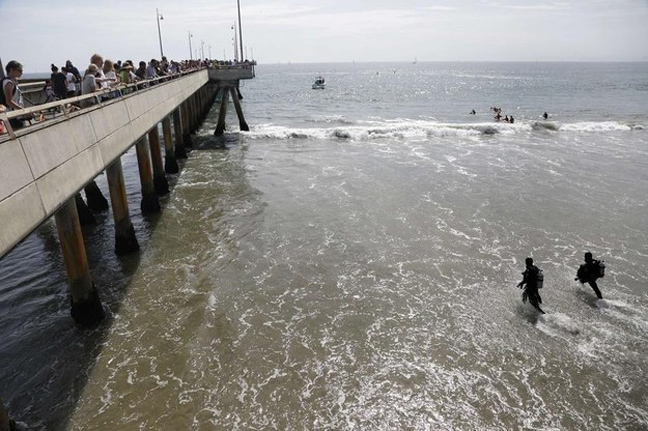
xmin=559 ymin=121 xmax=633 ymax=132
xmin=245 ymin=119 xmax=638 ymax=141
xmin=537 ymin=313 xmax=581 ymax=336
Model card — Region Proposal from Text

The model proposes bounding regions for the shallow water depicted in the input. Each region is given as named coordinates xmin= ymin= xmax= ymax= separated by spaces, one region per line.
xmin=1 ymin=62 xmax=648 ymax=430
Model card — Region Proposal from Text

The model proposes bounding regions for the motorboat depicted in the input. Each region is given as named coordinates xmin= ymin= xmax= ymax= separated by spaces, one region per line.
xmin=312 ymin=76 xmax=326 ymax=89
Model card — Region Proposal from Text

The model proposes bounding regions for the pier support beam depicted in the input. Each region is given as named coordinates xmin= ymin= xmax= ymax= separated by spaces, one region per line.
xmin=162 ymin=117 xmax=179 ymax=174
xmin=75 ymin=193 xmax=96 ymax=226
xmin=181 ymin=101 xmax=193 ymax=149
xmin=106 ymin=159 xmax=139 ymax=255
xmin=190 ymin=93 xmax=199 ymax=133
xmin=214 ymin=88 xmax=230 ymax=137
xmin=54 ymin=198 xmax=104 ymax=326
xmin=135 ymin=137 xmax=161 ymax=214
xmin=84 ymin=180 xmax=109 ymax=211
xmin=230 ymin=87 xmax=249 ymax=131
xmin=148 ymin=128 xmax=170 ymax=195
xmin=1 ymin=398 xmax=13 ymax=431
xmin=172 ymin=108 xmax=187 ymax=159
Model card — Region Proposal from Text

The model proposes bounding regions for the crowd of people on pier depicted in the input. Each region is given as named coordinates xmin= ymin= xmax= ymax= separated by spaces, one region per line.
xmin=1 ymin=55 xmax=217 ymax=132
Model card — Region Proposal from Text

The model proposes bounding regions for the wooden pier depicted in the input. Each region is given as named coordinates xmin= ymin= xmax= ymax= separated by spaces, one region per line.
xmin=0 ymin=65 xmax=255 ymax=326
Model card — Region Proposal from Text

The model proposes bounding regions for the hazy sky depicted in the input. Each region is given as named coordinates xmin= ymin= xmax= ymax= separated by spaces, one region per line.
xmin=1 ymin=0 xmax=647 ymax=73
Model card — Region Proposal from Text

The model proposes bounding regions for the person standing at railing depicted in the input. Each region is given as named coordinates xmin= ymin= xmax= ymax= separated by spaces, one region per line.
xmin=102 ymin=59 xmax=120 ymax=88
xmin=50 ymin=64 xmax=68 ymax=100
xmin=63 ymin=66 xmax=77 ymax=98
xmin=80 ymin=64 xmax=100 ymax=108
xmin=118 ymin=61 xmax=138 ymax=84
xmin=135 ymin=61 xmax=147 ymax=80
xmin=90 ymin=53 xmax=113 ymax=89
xmin=1 ymin=60 xmax=31 ymax=129
xmin=146 ymin=59 xmax=160 ymax=80
xmin=65 ymin=60 xmax=82 ymax=88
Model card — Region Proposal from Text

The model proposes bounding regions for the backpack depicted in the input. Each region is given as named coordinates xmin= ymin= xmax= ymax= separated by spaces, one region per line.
xmin=536 ymin=269 xmax=544 ymax=289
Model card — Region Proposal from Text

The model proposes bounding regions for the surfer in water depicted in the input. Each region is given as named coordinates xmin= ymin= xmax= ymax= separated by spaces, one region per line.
xmin=575 ymin=252 xmax=604 ymax=299
xmin=517 ymin=257 xmax=546 ymax=314
xmin=543 ymin=112 xmax=549 ymax=120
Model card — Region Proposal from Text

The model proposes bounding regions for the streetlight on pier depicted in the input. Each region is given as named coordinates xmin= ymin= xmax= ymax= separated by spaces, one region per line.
xmin=156 ymin=8 xmax=164 ymax=58
xmin=231 ymin=24 xmax=238 ymax=61
xmin=208 ymin=45 xmax=212 ymax=59
xmin=201 ymin=39 xmax=205 ymax=60
xmin=188 ymin=31 xmax=193 ymax=60
xmin=236 ymin=0 xmax=244 ymax=63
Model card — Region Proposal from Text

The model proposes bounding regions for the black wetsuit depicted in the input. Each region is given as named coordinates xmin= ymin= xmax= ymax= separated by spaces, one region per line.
xmin=520 ymin=265 xmax=545 ymax=314
xmin=577 ymin=261 xmax=603 ymax=299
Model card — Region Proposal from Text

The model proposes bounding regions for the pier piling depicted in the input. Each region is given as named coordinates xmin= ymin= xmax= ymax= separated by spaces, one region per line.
xmin=0 ymin=398 xmax=12 ymax=431
xmin=106 ymin=159 xmax=139 ymax=255
xmin=172 ymin=109 xmax=188 ymax=159
xmin=230 ymin=87 xmax=249 ymax=131
xmin=148 ymin=128 xmax=170 ymax=195
xmin=75 ymin=193 xmax=96 ymax=226
xmin=162 ymin=117 xmax=179 ymax=174
xmin=54 ymin=198 xmax=105 ymax=326
xmin=214 ymin=88 xmax=230 ymax=136
xmin=135 ymin=137 xmax=161 ymax=214
xmin=84 ymin=180 xmax=109 ymax=211
xmin=181 ymin=101 xmax=194 ymax=149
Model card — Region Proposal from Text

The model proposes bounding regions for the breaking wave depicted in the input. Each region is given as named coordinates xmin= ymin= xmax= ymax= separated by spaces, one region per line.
xmin=245 ymin=120 xmax=645 ymax=141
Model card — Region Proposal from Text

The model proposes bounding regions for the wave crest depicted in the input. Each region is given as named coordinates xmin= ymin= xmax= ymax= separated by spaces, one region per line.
xmin=244 ymin=120 xmax=644 ymax=141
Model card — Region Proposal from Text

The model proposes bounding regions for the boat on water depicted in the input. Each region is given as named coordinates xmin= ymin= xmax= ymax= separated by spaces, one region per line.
xmin=312 ymin=76 xmax=326 ymax=89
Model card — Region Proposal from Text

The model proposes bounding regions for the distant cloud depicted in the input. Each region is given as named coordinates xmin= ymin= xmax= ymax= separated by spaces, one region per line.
xmin=508 ymin=3 xmax=572 ymax=11
xmin=424 ymin=6 xmax=456 ymax=11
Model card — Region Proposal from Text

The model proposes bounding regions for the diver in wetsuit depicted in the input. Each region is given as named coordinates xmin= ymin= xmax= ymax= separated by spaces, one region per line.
xmin=517 ymin=257 xmax=545 ymax=314
xmin=575 ymin=252 xmax=604 ymax=299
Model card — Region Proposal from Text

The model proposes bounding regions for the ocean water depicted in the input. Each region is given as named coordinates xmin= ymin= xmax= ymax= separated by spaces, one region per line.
xmin=1 ymin=62 xmax=647 ymax=430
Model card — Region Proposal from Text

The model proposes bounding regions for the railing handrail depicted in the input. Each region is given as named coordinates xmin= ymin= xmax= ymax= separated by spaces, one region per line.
xmin=0 ymin=68 xmax=206 ymax=141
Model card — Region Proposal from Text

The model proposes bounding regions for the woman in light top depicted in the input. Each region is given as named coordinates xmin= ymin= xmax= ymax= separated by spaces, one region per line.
xmin=102 ymin=59 xmax=120 ymax=88
xmin=80 ymin=64 xmax=100 ymax=107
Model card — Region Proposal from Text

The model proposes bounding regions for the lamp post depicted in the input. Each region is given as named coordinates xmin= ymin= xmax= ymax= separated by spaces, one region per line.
xmin=208 ymin=45 xmax=212 ymax=59
xmin=188 ymin=31 xmax=193 ymax=60
xmin=231 ymin=24 xmax=238 ymax=62
xmin=156 ymin=8 xmax=164 ymax=58
xmin=236 ymin=0 xmax=244 ymax=63
xmin=201 ymin=39 xmax=205 ymax=60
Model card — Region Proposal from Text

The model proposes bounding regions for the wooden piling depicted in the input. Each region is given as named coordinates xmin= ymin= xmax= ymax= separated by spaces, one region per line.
xmin=54 ymin=198 xmax=104 ymax=326
xmin=172 ymin=108 xmax=188 ymax=159
xmin=230 ymin=87 xmax=249 ymax=131
xmin=106 ymin=159 xmax=139 ymax=255
xmin=189 ymin=93 xmax=199 ymax=133
xmin=135 ymin=137 xmax=161 ymax=214
xmin=162 ymin=117 xmax=179 ymax=174
xmin=75 ymin=193 xmax=96 ymax=226
xmin=214 ymin=88 xmax=230 ymax=136
xmin=148 ymin=127 xmax=170 ymax=195
xmin=200 ymin=87 xmax=209 ymax=121
xmin=0 ymin=398 xmax=12 ymax=431
xmin=181 ymin=101 xmax=194 ymax=149
xmin=84 ymin=179 xmax=109 ymax=211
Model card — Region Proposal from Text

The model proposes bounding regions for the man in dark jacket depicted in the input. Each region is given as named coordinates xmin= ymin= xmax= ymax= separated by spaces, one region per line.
xmin=517 ymin=257 xmax=545 ymax=314
xmin=575 ymin=252 xmax=604 ymax=299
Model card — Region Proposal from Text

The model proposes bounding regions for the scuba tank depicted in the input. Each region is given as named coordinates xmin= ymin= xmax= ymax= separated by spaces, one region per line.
xmin=535 ymin=269 xmax=544 ymax=289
